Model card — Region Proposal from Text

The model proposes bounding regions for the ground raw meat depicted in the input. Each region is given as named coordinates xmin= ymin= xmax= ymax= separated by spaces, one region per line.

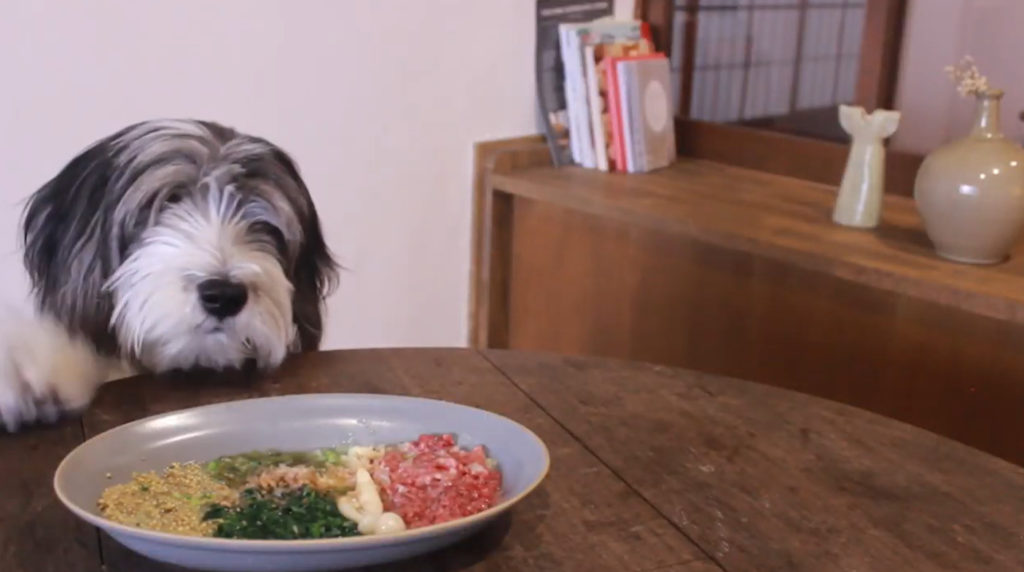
xmin=371 ymin=434 xmax=502 ymax=528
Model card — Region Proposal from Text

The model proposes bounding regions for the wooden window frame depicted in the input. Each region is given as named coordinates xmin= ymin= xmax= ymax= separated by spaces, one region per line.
xmin=637 ymin=0 xmax=919 ymax=194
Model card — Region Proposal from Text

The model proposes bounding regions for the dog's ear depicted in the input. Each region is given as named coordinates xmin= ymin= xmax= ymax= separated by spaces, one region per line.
xmin=292 ymin=219 xmax=339 ymax=351
xmin=268 ymin=149 xmax=339 ymax=351
xmin=22 ymin=138 xmax=121 ymax=353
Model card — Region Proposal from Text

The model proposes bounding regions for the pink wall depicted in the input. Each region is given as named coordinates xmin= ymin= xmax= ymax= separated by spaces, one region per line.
xmin=891 ymin=0 xmax=1024 ymax=154
xmin=0 ymin=0 xmax=636 ymax=350
xmin=0 ymin=1 xmax=539 ymax=350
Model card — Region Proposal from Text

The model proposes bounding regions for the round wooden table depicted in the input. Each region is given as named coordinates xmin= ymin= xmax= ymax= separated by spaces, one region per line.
xmin=2 ymin=349 xmax=1022 ymax=572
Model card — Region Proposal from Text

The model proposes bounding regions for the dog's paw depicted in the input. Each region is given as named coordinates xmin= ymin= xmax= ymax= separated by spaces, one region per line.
xmin=0 ymin=369 xmax=65 ymax=432
xmin=0 ymin=309 xmax=106 ymax=432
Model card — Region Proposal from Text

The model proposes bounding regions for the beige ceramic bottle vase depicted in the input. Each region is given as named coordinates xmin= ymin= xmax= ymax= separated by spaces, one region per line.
xmin=914 ymin=89 xmax=1024 ymax=264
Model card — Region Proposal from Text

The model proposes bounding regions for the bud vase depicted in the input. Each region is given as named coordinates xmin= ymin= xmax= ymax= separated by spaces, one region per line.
xmin=914 ymin=89 xmax=1024 ymax=264
xmin=832 ymin=105 xmax=901 ymax=228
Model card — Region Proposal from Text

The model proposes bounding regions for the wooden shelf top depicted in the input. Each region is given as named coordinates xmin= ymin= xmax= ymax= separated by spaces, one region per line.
xmin=490 ymin=158 xmax=1024 ymax=324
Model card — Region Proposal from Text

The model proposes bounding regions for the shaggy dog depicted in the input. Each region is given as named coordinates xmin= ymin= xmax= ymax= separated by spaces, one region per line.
xmin=0 ymin=119 xmax=338 ymax=431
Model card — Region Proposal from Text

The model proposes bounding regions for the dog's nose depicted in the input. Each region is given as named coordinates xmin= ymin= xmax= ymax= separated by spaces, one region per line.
xmin=197 ymin=279 xmax=248 ymax=319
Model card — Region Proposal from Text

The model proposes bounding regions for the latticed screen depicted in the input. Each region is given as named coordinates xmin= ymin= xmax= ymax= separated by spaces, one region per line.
xmin=671 ymin=0 xmax=866 ymax=123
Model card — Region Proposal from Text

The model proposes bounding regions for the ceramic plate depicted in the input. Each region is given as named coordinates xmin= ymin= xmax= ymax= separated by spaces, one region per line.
xmin=53 ymin=394 xmax=550 ymax=571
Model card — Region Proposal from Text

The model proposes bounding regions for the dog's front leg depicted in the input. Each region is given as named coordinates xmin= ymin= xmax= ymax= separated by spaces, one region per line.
xmin=0 ymin=307 xmax=121 ymax=432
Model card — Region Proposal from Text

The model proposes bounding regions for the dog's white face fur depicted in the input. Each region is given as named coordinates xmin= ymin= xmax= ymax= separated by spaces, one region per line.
xmin=106 ymin=179 xmax=296 ymax=372
xmin=0 ymin=119 xmax=337 ymax=431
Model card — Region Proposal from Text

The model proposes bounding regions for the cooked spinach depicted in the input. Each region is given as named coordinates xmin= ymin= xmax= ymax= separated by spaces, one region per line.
xmin=203 ymin=486 xmax=359 ymax=540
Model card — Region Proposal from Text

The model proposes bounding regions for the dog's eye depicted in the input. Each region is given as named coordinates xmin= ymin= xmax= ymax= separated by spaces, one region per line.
xmin=250 ymin=221 xmax=287 ymax=254
xmin=157 ymin=190 xmax=186 ymax=214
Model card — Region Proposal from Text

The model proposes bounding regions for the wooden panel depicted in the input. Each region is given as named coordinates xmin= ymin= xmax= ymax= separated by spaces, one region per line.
xmin=505 ymin=197 xmax=1024 ymax=466
xmin=635 ymin=0 xmax=675 ymax=55
xmin=676 ymin=0 xmax=699 ymax=117
xmin=738 ymin=106 xmax=847 ymax=143
xmin=469 ymin=138 xmax=552 ymax=347
xmin=856 ymin=0 xmax=908 ymax=110
xmin=675 ymin=118 xmax=923 ymax=195
xmin=485 ymin=349 xmax=1024 ymax=572
xmin=491 ymin=159 xmax=1024 ymax=325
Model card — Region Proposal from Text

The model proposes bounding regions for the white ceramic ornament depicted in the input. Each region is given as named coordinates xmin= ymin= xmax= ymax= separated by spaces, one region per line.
xmin=832 ymin=105 xmax=901 ymax=228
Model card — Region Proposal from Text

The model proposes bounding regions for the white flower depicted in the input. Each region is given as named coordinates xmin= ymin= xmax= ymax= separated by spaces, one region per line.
xmin=945 ymin=55 xmax=990 ymax=97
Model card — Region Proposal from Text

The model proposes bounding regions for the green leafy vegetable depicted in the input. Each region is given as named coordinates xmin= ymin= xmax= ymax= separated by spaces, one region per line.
xmin=204 ymin=448 xmax=347 ymax=487
xmin=202 ymin=486 xmax=360 ymax=540
xmin=317 ymin=448 xmax=343 ymax=465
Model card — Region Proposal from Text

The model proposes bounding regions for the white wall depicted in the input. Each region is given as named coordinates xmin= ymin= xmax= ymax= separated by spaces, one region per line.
xmin=0 ymin=1 xmax=632 ymax=350
xmin=891 ymin=0 xmax=1024 ymax=153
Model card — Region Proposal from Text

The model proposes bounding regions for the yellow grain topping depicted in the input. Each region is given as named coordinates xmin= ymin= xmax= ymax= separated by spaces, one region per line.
xmin=97 ymin=462 xmax=237 ymax=536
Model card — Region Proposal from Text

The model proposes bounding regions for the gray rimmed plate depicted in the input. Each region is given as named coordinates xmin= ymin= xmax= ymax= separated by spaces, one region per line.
xmin=53 ymin=394 xmax=550 ymax=571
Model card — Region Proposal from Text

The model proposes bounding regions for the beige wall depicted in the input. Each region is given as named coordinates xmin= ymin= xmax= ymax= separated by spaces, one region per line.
xmin=0 ymin=1 xmax=634 ymax=350
xmin=892 ymin=0 xmax=1024 ymax=154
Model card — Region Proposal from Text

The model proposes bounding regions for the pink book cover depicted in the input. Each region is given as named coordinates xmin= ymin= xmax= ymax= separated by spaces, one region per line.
xmin=606 ymin=52 xmax=666 ymax=172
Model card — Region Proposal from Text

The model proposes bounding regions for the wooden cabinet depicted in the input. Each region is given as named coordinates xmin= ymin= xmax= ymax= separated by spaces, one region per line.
xmin=471 ymin=137 xmax=1024 ymax=467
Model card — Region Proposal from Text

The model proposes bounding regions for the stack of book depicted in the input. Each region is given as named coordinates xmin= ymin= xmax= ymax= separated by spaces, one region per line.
xmin=555 ymin=18 xmax=676 ymax=173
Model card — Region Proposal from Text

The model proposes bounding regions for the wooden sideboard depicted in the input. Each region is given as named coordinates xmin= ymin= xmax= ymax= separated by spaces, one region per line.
xmin=470 ymin=136 xmax=1024 ymax=467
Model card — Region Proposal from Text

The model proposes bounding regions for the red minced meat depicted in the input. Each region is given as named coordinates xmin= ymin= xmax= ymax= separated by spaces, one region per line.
xmin=371 ymin=434 xmax=502 ymax=528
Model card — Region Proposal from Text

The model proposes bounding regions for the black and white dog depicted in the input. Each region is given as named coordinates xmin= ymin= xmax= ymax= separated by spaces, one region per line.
xmin=0 ymin=119 xmax=338 ymax=431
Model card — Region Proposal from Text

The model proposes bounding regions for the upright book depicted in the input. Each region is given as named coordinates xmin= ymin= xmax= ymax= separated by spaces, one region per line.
xmin=535 ymin=0 xmax=613 ymax=166
xmin=559 ymin=19 xmax=649 ymax=168
xmin=616 ymin=55 xmax=675 ymax=173
xmin=605 ymin=51 xmax=662 ymax=172
xmin=583 ymin=32 xmax=654 ymax=171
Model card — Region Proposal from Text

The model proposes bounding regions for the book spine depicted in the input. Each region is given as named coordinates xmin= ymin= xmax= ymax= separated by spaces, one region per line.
xmin=605 ymin=57 xmax=625 ymax=172
xmin=584 ymin=45 xmax=608 ymax=171
xmin=618 ymin=62 xmax=636 ymax=174
xmin=625 ymin=63 xmax=647 ymax=173
xmin=558 ymin=25 xmax=581 ymax=165
xmin=608 ymin=54 xmax=662 ymax=172
xmin=573 ymin=30 xmax=596 ymax=168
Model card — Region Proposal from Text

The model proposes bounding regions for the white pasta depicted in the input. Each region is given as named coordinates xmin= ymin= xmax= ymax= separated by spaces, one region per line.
xmin=336 ymin=467 xmax=406 ymax=535
xmin=345 ymin=446 xmax=384 ymax=471
xmin=354 ymin=468 xmax=383 ymax=516
xmin=371 ymin=512 xmax=406 ymax=535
